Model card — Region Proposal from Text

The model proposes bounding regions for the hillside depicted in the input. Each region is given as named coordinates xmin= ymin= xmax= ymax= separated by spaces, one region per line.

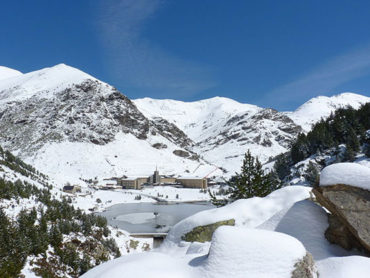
xmin=0 ymin=64 xmax=220 ymax=185
xmin=272 ymin=103 xmax=370 ymax=186
xmin=135 ymin=93 xmax=369 ymax=173
xmin=286 ymin=92 xmax=370 ymax=131
xmin=0 ymin=64 xmax=369 ymax=184
xmin=0 ymin=146 xmax=128 ymax=277
xmin=0 ymin=66 xmax=22 ymax=81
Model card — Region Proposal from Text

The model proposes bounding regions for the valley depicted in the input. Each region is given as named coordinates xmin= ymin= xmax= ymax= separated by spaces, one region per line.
xmin=0 ymin=64 xmax=370 ymax=278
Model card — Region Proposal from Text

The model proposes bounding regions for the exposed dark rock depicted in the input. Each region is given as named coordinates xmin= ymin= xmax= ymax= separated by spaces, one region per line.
xmin=173 ymin=149 xmax=190 ymax=158
xmin=152 ymin=143 xmax=167 ymax=149
xmin=151 ymin=117 xmax=193 ymax=148
xmin=325 ymin=214 xmax=362 ymax=250
xmin=181 ymin=219 xmax=235 ymax=243
xmin=0 ymin=79 xmax=196 ymax=156
xmin=196 ymin=107 xmax=302 ymax=156
xmin=313 ymin=184 xmax=370 ymax=253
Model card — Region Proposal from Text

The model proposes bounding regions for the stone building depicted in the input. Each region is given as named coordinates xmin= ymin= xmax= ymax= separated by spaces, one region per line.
xmin=119 ymin=168 xmax=208 ymax=190
xmin=177 ymin=178 xmax=208 ymax=189
xmin=121 ymin=177 xmax=147 ymax=190
xmin=160 ymin=177 xmax=177 ymax=184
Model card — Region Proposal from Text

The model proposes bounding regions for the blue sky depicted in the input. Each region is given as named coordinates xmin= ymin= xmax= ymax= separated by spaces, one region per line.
xmin=1 ymin=0 xmax=370 ymax=110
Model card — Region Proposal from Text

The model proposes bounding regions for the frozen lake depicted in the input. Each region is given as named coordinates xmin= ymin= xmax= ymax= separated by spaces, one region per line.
xmin=99 ymin=202 xmax=214 ymax=233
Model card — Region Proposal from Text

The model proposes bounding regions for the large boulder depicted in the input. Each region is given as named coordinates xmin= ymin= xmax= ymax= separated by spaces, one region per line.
xmin=313 ymin=163 xmax=370 ymax=253
xmin=181 ymin=219 xmax=235 ymax=243
xmin=200 ymin=226 xmax=318 ymax=278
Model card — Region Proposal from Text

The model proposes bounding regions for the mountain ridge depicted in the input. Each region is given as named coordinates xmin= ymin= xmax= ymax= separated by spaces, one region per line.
xmin=0 ymin=64 xmax=369 ymax=183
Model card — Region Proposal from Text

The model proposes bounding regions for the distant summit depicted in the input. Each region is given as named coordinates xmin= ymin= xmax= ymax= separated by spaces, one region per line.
xmin=0 ymin=65 xmax=22 ymax=81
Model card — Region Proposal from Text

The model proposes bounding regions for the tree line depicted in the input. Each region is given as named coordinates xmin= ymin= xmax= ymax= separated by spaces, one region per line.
xmin=275 ymin=103 xmax=370 ymax=181
xmin=0 ymin=147 xmax=120 ymax=277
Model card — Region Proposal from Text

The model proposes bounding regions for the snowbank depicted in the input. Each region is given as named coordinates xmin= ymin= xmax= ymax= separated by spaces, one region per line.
xmin=320 ymin=163 xmax=370 ymax=190
xmin=165 ymin=186 xmax=311 ymax=244
xmin=82 ymin=226 xmax=313 ymax=278
xmin=201 ymin=226 xmax=310 ymax=278
xmin=80 ymin=252 xmax=195 ymax=278
xmin=316 ymin=256 xmax=370 ymax=278
xmin=258 ymin=200 xmax=357 ymax=260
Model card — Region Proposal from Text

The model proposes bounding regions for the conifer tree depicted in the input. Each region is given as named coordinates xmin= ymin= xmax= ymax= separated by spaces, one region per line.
xmin=344 ymin=144 xmax=356 ymax=162
xmin=210 ymin=150 xmax=281 ymax=206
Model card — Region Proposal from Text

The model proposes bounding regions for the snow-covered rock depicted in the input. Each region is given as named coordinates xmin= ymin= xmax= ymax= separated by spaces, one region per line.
xmin=82 ymin=226 xmax=317 ymax=278
xmin=165 ymin=186 xmax=311 ymax=244
xmin=316 ymin=256 xmax=370 ymax=278
xmin=200 ymin=226 xmax=316 ymax=278
xmin=320 ymin=162 xmax=370 ymax=190
xmin=259 ymin=199 xmax=369 ymax=277
xmin=314 ymin=163 xmax=370 ymax=253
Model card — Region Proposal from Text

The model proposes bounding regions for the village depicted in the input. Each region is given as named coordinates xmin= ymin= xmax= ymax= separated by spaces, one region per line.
xmin=62 ymin=168 xmax=215 ymax=194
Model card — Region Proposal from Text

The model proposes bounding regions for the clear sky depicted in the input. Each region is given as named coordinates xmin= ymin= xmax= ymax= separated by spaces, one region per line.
xmin=1 ymin=0 xmax=370 ymax=110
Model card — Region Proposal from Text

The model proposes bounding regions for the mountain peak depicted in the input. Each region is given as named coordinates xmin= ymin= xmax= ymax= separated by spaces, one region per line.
xmin=288 ymin=92 xmax=370 ymax=131
xmin=0 ymin=63 xmax=100 ymax=104
xmin=0 ymin=66 xmax=23 ymax=81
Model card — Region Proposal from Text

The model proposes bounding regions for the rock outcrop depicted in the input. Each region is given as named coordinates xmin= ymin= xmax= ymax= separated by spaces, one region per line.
xmin=313 ymin=184 xmax=370 ymax=253
xmin=291 ymin=253 xmax=317 ymax=278
xmin=181 ymin=219 xmax=235 ymax=243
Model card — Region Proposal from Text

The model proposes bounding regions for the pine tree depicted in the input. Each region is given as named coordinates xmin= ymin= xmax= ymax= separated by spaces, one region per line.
xmin=210 ymin=150 xmax=281 ymax=206
xmin=304 ymin=161 xmax=320 ymax=186
xmin=344 ymin=144 xmax=356 ymax=162
xmin=274 ymin=153 xmax=291 ymax=180
xmin=346 ymin=127 xmax=360 ymax=152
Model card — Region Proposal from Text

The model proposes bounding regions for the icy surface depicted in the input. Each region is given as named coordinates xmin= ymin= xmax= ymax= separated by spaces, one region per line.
xmin=320 ymin=162 xmax=370 ymax=190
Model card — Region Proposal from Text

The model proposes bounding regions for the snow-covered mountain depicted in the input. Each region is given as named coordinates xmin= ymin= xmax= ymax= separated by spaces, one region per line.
xmin=0 ymin=64 xmax=219 ymax=185
xmin=134 ymin=93 xmax=369 ymax=173
xmin=286 ymin=93 xmax=370 ymax=131
xmin=0 ymin=66 xmax=22 ymax=81
xmin=0 ymin=63 xmax=369 ymax=184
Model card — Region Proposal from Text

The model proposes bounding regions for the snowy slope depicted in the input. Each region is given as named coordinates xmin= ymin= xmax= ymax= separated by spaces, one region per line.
xmin=135 ymin=93 xmax=369 ymax=174
xmin=0 ymin=65 xmax=220 ymax=185
xmin=0 ymin=66 xmax=22 ymax=81
xmin=0 ymin=64 xmax=96 ymax=104
xmin=287 ymin=93 xmax=370 ymax=131
xmin=0 ymin=64 xmax=368 ymax=183
xmin=135 ymin=98 xmax=302 ymax=172
xmin=134 ymin=97 xmax=259 ymax=141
